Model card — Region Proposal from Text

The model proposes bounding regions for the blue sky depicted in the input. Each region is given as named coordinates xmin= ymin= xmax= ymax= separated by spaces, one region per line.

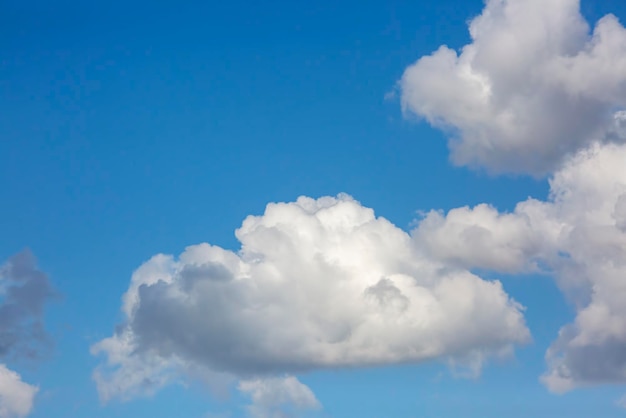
xmin=2 ymin=0 xmax=626 ymax=417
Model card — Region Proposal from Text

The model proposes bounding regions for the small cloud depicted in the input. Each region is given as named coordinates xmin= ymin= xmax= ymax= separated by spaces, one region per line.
xmin=0 ymin=364 xmax=38 ymax=418
xmin=0 ymin=250 xmax=56 ymax=417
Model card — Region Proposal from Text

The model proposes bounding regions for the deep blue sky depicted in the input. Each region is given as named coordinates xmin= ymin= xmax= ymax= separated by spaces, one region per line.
xmin=2 ymin=0 xmax=626 ymax=417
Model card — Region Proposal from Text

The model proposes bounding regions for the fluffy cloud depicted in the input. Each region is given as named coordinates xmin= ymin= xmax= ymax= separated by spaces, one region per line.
xmin=414 ymin=142 xmax=626 ymax=392
xmin=0 ymin=251 xmax=55 ymax=417
xmin=92 ymin=195 xmax=529 ymax=402
xmin=238 ymin=376 xmax=320 ymax=418
xmin=0 ymin=365 xmax=38 ymax=418
xmin=399 ymin=0 xmax=626 ymax=174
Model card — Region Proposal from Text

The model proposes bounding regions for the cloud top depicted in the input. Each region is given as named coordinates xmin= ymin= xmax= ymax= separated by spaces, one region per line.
xmin=399 ymin=0 xmax=626 ymax=174
xmin=414 ymin=142 xmax=626 ymax=392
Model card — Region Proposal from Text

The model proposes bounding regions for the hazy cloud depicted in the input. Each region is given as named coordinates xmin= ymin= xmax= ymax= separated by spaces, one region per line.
xmin=0 ymin=250 xmax=55 ymax=361
xmin=93 ymin=0 xmax=626 ymax=407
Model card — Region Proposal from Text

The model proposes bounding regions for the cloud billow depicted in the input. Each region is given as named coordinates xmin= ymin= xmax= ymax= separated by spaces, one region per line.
xmin=238 ymin=376 xmax=321 ymax=418
xmin=399 ymin=0 xmax=626 ymax=175
xmin=399 ymin=0 xmax=626 ymax=396
xmin=415 ymin=142 xmax=626 ymax=392
xmin=92 ymin=195 xmax=529 ymax=404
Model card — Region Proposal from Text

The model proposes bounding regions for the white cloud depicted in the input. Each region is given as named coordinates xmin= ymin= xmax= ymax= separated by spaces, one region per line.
xmin=92 ymin=194 xmax=529 ymax=402
xmin=238 ymin=376 xmax=320 ymax=418
xmin=0 ymin=365 xmax=38 ymax=418
xmin=414 ymin=142 xmax=626 ymax=392
xmin=398 ymin=0 xmax=626 ymax=175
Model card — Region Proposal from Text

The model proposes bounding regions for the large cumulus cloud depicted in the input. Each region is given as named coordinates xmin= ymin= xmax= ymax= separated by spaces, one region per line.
xmin=399 ymin=0 xmax=626 ymax=175
xmin=92 ymin=195 xmax=529 ymax=402
xmin=414 ymin=142 xmax=626 ymax=392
